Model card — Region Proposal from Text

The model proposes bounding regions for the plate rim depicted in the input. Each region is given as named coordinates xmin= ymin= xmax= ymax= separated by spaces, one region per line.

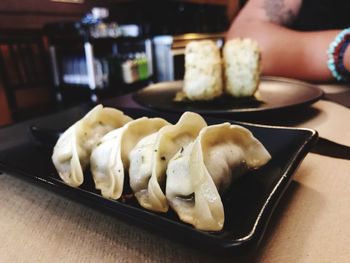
xmin=133 ymin=76 xmax=324 ymax=115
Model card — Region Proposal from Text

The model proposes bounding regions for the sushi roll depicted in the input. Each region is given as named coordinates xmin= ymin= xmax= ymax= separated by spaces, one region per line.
xmin=223 ymin=38 xmax=261 ymax=97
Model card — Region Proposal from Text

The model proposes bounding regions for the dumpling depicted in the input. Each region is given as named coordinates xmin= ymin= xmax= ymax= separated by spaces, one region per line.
xmin=52 ymin=105 xmax=132 ymax=187
xmin=90 ymin=117 xmax=170 ymax=199
xmin=166 ymin=123 xmax=271 ymax=231
xmin=129 ymin=112 xmax=207 ymax=212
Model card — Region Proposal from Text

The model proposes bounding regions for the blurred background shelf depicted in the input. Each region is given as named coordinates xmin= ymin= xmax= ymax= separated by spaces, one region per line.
xmin=0 ymin=0 xmax=238 ymax=126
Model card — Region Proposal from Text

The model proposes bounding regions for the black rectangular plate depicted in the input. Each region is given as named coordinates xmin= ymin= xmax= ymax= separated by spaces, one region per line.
xmin=0 ymin=103 xmax=318 ymax=253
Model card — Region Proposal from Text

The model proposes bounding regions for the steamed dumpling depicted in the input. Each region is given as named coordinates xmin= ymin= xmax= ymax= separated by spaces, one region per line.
xmin=166 ymin=123 xmax=271 ymax=231
xmin=52 ymin=105 xmax=132 ymax=187
xmin=90 ymin=117 xmax=170 ymax=199
xmin=129 ymin=112 xmax=207 ymax=212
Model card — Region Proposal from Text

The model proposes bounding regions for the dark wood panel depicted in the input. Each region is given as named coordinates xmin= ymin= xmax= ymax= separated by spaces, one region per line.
xmin=0 ymin=0 xmax=124 ymax=13
xmin=0 ymin=0 xmax=127 ymax=29
xmin=179 ymin=0 xmax=227 ymax=5
xmin=0 ymin=0 xmax=231 ymax=30
xmin=0 ymin=14 xmax=81 ymax=29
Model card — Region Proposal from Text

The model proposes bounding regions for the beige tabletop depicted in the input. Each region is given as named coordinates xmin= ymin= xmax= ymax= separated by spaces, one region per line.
xmin=1 ymin=85 xmax=350 ymax=262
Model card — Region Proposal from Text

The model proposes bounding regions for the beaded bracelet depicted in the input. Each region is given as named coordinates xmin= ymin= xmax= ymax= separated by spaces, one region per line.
xmin=327 ymin=28 xmax=350 ymax=81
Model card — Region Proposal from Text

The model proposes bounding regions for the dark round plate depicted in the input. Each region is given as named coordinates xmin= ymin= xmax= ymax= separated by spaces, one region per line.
xmin=133 ymin=76 xmax=324 ymax=116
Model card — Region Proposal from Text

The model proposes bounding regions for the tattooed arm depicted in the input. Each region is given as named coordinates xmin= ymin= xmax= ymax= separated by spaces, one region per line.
xmin=226 ymin=0 xmax=344 ymax=81
xmin=262 ymin=0 xmax=301 ymax=26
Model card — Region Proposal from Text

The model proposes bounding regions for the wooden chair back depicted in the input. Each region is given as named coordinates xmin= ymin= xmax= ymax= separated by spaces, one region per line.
xmin=0 ymin=29 xmax=54 ymax=121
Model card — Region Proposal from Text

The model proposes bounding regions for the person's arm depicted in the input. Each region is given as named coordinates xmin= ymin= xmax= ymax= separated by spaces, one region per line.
xmin=226 ymin=0 xmax=343 ymax=82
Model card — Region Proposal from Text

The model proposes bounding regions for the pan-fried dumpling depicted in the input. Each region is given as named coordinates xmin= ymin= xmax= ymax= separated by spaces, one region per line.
xmin=166 ymin=123 xmax=271 ymax=231
xmin=52 ymin=105 xmax=132 ymax=187
xmin=90 ymin=117 xmax=170 ymax=199
xmin=129 ymin=112 xmax=207 ymax=212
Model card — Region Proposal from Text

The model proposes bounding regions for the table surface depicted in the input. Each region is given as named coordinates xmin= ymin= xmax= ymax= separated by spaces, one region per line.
xmin=1 ymin=82 xmax=350 ymax=263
